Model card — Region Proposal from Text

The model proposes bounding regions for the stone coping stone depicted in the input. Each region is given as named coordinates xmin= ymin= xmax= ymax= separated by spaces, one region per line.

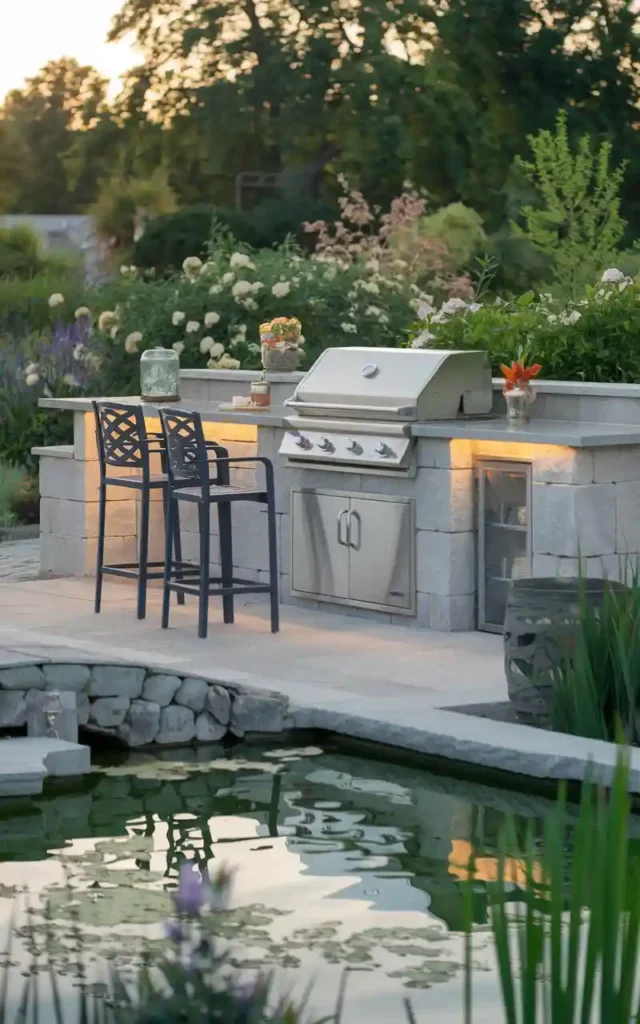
xmin=0 ymin=737 xmax=90 ymax=798
xmin=1 ymin=633 xmax=639 ymax=791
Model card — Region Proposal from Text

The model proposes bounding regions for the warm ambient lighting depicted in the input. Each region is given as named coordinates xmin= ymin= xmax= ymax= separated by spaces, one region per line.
xmin=81 ymin=411 xmax=257 ymax=455
xmin=449 ymin=437 xmax=577 ymax=466
xmin=448 ymin=839 xmax=545 ymax=886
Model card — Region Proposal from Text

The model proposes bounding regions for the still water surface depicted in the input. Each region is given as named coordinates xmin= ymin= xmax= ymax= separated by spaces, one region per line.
xmin=0 ymin=740 xmax=574 ymax=1022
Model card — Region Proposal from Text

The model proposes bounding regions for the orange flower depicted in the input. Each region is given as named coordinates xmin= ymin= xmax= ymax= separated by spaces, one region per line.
xmin=500 ymin=359 xmax=542 ymax=391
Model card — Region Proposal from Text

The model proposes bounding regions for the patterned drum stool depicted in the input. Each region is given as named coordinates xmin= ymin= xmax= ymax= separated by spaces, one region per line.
xmin=504 ymin=577 xmax=629 ymax=715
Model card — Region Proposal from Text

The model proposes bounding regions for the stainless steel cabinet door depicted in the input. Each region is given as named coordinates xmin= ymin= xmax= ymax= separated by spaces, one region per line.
xmin=291 ymin=490 xmax=350 ymax=599
xmin=348 ymin=496 xmax=414 ymax=611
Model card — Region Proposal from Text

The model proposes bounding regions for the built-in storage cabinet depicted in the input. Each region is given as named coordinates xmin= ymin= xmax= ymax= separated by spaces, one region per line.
xmin=477 ymin=460 xmax=532 ymax=632
xmin=291 ymin=488 xmax=415 ymax=614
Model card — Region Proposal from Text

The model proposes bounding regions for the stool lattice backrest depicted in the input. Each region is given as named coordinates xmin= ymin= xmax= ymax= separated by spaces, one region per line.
xmin=159 ymin=408 xmax=210 ymax=489
xmin=93 ymin=402 xmax=150 ymax=475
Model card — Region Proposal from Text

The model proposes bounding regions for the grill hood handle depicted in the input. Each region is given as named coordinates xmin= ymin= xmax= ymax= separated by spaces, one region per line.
xmin=284 ymin=398 xmax=416 ymax=416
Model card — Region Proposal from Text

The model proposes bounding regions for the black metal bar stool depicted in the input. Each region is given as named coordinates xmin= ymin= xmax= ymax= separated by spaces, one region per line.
xmin=159 ymin=407 xmax=279 ymax=639
xmin=93 ymin=401 xmax=187 ymax=620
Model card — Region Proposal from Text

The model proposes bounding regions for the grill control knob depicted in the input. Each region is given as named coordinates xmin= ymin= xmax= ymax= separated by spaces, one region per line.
xmin=375 ymin=441 xmax=394 ymax=458
xmin=318 ymin=436 xmax=334 ymax=452
xmin=346 ymin=439 xmax=363 ymax=455
xmin=295 ymin=435 xmax=312 ymax=451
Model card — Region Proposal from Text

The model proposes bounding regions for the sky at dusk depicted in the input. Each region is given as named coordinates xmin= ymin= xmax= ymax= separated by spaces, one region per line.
xmin=0 ymin=0 xmax=139 ymax=99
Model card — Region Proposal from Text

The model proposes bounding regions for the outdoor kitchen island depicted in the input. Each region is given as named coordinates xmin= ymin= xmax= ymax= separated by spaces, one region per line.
xmin=36 ymin=349 xmax=640 ymax=633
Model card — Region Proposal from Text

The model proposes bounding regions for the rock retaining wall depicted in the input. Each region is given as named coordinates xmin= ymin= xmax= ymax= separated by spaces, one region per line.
xmin=0 ymin=663 xmax=292 ymax=747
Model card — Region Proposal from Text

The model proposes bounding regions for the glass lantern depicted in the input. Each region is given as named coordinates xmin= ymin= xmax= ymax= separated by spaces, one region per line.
xmin=140 ymin=346 xmax=180 ymax=402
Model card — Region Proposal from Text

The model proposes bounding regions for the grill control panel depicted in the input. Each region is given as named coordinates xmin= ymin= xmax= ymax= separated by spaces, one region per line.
xmin=280 ymin=429 xmax=411 ymax=470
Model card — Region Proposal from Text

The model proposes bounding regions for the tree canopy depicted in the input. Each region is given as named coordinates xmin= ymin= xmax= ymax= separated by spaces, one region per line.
xmin=0 ymin=0 xmax=638 ymax=246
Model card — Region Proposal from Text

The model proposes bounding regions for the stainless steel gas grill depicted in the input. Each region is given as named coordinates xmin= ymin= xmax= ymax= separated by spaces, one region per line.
xmin=280 ymin=347 xmax=493 ymax=474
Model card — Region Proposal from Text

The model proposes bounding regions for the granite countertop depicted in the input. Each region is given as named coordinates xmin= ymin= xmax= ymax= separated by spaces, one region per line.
xmin=38 ymin=395 xmax=288 ymax=428
xmin=39 ymin=396 xmax=640 ymax=447
xmin=411 ymin=417 xmax=640 ymax=447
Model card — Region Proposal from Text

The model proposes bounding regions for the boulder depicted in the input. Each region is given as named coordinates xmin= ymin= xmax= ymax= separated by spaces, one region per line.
xmin=174 ymin=677 xmax=208 ymax=713
xmin=117 ymin=700 xmax=160 ymax=747
xmin=43 ymin=664 xmax=90 ymax=692
xmin=89 ymin=666 xmax=145 ymax=699
xmin=155 ymin=706 xmax=195 ymax=745
xmin=195 ymin=712 xmax=227 ymax=743
xmin=142 ymin=674 xmax=181 ymax=707
xmin=89 ymin=697 xmax=130 ymax=729
xmin=0 ymin=666 xmax=44 ymax=690
xmin=230 ymin=694 xmax=287 ymax=736
xmin=0 ymin=691 xmax=27 ymax=727
xmin=206 ymin=685 xmax=232 ymax=726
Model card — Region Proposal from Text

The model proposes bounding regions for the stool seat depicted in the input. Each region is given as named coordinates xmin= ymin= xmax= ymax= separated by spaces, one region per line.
xmin=174 ymin=483 xmax=267 ymax=503
xmin=104 ymin=473 xmax=168 ymax=487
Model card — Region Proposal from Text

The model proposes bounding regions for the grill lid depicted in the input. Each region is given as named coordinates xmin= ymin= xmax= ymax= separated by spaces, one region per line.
xmin=285 ymin=347 xmax=493 ymax=421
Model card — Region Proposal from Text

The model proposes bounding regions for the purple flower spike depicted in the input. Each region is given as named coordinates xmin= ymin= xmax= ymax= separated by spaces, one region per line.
xmin=173 ymin=862 xmax=210 ymax=916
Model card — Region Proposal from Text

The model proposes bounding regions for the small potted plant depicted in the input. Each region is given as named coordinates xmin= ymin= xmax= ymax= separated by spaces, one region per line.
xmin=260 ymin=317 xmax=304 ymax=372
xmin=500 ymin=357 xmax=542 ymax=427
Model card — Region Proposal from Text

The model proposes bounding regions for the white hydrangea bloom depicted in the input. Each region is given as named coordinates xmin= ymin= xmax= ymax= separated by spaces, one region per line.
xmin=204 ymin=312 xmax=220 ymax=328
xmin=48 ymin=293 xmax=64 ymax=308
xmin=365 ymin=305 xmax=382 ymax=318
xmin=240 ymin=297 xmax=258 ymax=311
xmin=411 ymin=330 xmax=436 ymax=349
xmin=230 ymin=253 xmax=255 ymax=270
xmin=560 ymin=309 xmax=581 ymax=326
xmin=25 ymin=372 xmax=40 ymax=386
xmin=417 ymin=302 xmax=435 ymax=319
xmin=361 ymin=280 xmax=380 ymax=295
xmin=600 ymin=268 xmax=624 ymax=283
xmin=441 ymin=297 xmax=468 ymax=315
xmin=200 ymin=336 xmax=215 ymax=354
xmin=232 ymin=280 xmax=252 ymax=298
xmin=74 ymin=306 xmax=91 ymax=319
xmin=186 ymin=320 xmax=200 ymax=333
xmin=251 ymin=281 xmax=264 ymax=293
xmin=222 ymin=272 xmax=235 ymax=285
xmin=172 ymin=311 xmax=185 ymax=326
xmin=218 ymin=355 xmax=241 ymax=370
xmin=272 ymin=281 xmax=290 ymax=298
xmin=341 ymin=322 xmax=357 ymax=333
xmin=62 ymin=373 xmax=77 ymax=387
xmin=209 ymin=284 xmax=223 ymax=295
xmin=210 ymin=342 xmax=225 ymax=360
xmin=125 ymin=331 xmax=142 ymax=354
xmin=25 ymin=362 xmax=38 ymax=376
xmin=467 ymin=302 xmax=483 ymax=313
xmin=182 ymin=256 xmax=203 ymax=277
xmin=172 ymin=341 xmax=185 ymax=355
xmin=98 ymin=310 xmax=118 ymax=332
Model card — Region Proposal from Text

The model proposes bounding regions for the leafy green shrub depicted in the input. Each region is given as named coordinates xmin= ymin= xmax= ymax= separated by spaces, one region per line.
xmin=414 ymin=203 xmax=486 ymax=273
xmin=411 ymin=269 xmax=640 ymax=383
xmin=0 ymin=270 xmax=84 ymax=335
xmin=0 ymin=224 xmax=42 ymax=278
xmin=132 ymin=207 xmax=262 ymax=272
xmin=251 ymin=197 xmax=337 ymax=249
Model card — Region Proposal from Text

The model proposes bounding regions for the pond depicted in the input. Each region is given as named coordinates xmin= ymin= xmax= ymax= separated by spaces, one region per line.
xmin=0 ymin=739 xmax=584 ymax=1022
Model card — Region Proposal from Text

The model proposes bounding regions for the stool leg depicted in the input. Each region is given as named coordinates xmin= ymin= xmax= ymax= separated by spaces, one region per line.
xmin=198 ymin=502 xmax=210 ymax=639
xmin=266 ymin=492 xmax=279 ymax=634
xmin=95 ymin=481 xmax=106 ymax=614
xmin=161 ymin=493 xmax=174 ymax=630
xmin=218 ymin=501 xmax=234 ymax=625
xmin=137 ymin=489 xmax=150 ymax=620
xmin=172 ymin=500 xmax=185 ymax=607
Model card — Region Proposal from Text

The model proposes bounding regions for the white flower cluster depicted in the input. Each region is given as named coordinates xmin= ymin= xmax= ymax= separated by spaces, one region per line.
xmin=411 ymin=295 xmax=480 ymax=348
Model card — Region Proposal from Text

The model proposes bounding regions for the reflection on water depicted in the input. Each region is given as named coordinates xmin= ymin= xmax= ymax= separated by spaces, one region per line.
xmin=0 ymin=741 xmax=575 ymax=1021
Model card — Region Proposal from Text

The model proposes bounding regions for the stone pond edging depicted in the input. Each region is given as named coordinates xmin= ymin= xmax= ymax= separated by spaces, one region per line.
xmin=0 ymin=661 xmax=292 ymax=747
xmin=2 ymin=638 xmax=640 ymax=792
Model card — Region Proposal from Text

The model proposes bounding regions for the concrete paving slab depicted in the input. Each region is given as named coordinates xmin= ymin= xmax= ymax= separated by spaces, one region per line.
xmin=0 ymin=576 xmax=635 ymax=793
xmin=0 ymin=737 xmax=91 ymax=797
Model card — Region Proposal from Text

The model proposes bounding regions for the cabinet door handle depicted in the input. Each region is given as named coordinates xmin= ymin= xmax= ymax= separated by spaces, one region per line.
xmin=337 ymin=509 xmax=349 ymax=547
xmin=348 ymin=510 xmax=361 ymax=550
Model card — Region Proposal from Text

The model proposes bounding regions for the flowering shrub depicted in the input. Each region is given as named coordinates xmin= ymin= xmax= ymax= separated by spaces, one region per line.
xmin=29 ymin=232 xmax=436 ymax=394
xmin=410 ymin=269 xmax=640 ymax=383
